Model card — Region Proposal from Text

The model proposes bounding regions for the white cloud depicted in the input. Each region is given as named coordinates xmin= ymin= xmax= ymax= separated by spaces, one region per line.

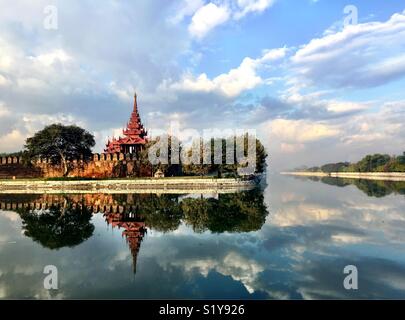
xmin=269 ymin=119 xmax=340 ymax=143
xmin=189 ymin=3 xmax=230 ymax=39
xmin=30 ymin=49 xmax=72 ymax=67
xmin=291 ymin=11 xmax=405 ymax=88
xmin=234 ymin=0 xmax=276 ymax=19
xmin=325 ymin=101 xmax=369 ymax=113
xmin=341 ymin=100 xmax=405 ymax=147
xmin=0 ymin=74 xmax=11 ymax=87
xmin=0 ymin=103 xmax=10 ymax=117
xmin=169 ymin=0 xmax=205 ymax=24
xmin=167 ymin=48 xmax=286 ymax=96
xmin=0 ymin=130 xmax=26 ymax=152
xmin=187 ymin=0 xmax=276 ymax=38
xmin=280 ymin=143 xmax=305 ymax=153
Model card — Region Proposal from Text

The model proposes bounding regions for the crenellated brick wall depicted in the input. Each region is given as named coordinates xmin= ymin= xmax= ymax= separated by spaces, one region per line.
xmin=0 ymin=153 xmax=153 ymax=179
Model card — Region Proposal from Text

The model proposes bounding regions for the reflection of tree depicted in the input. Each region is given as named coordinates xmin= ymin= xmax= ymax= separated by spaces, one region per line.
xmin=112 ymin=190 xmax=269 ymax=233
xmin=3 ymin=189 xmax=268 ymax=249
xmin=140 ymin=195 xmax=183 ymax=232
xmin=182 ymin=189 xmax=268 ymax=233
xmin=319 ymin=177 xmax=405 ymax=198
xmin=353 ymin=180 xmax=392 ymax=198
xmin=112 ymin=194 xmax=183 ymax=232
xmin=320 ymin=177 xmax=351 ymax=187
xmin=17 ymin=199 xmax=95 ymax=249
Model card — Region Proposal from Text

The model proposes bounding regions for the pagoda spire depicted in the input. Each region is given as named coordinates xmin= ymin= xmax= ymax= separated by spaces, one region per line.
xmin=104 ymin=92 xmax=148 ymax=154
xmin=133 ymin=91 xmax=138 ymax=113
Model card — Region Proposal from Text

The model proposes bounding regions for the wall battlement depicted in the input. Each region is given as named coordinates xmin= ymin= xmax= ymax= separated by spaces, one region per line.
xmin=0 ymin=153 xmax=152 ymax=179
xmin=0 ymin=153 xmax=141 ymax=166
xmin=0 ymin=156 xmax=22 ymax=165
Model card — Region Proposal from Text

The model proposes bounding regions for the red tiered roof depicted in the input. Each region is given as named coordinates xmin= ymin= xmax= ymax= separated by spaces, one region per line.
xmin=105 ymin=93 xmax=148 ymax=154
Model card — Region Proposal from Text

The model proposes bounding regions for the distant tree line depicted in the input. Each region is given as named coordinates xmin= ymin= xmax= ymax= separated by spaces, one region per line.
xmin=298 ymin=152 xmax=405 ymax=173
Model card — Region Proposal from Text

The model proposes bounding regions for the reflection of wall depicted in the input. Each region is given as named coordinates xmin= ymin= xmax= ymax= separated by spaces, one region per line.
xmin=0 ymin=194 xmax=150 ymax=214
xmin=0 ymin=154 xmax=152 ymax=178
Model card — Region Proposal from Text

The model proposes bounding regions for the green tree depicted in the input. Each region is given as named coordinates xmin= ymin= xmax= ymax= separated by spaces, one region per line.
xmin=356 ymin=154 xmax=391 ymax=172
xmin=139 ymin=134 xmax=183 ymax=177
xmin=398 ymin=152 xmax=405 ymax=165
xmin=24 ymin=124 xmax=95 ymax=176
xmin=183 ymin=135 xmax=268 ymax=177
xmin=321 ymin=162 xmax=350 ymax=173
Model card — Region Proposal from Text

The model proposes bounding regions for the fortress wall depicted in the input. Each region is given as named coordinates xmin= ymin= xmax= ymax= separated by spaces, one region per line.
xmin=0 ymin=153 xmax=153 ymax=179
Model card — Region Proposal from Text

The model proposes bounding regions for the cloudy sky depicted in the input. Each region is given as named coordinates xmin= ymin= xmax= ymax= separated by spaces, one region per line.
xmin=0 ymin=0 xmax=404 ymax=170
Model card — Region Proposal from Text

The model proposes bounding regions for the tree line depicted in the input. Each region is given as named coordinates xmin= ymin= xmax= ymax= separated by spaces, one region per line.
xmin=298 ymin=152 xmax=405 ymax=173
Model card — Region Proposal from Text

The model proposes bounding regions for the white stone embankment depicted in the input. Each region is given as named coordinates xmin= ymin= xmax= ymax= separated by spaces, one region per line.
xmin=0 ymin=177 xmax=257 ymax=194
xmin=281 ymin=172 xmax=405 ymax=182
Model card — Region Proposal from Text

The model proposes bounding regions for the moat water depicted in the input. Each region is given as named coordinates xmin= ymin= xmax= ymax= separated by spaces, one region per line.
xmin=0 ymin=174 xmax=405 ymax=299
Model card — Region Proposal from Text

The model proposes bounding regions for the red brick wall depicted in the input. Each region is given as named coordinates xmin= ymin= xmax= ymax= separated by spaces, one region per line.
xmin=0 ymin=154 xmax=153 ymax=179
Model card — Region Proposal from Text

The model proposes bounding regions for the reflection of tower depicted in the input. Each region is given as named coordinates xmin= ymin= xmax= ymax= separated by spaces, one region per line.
xmin=104 ymin=212 xmax=146 ymax=273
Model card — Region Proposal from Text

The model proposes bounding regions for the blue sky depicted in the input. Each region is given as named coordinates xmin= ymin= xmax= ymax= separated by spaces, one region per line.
xmin=0 ymin=0 xmax=404 ymax=170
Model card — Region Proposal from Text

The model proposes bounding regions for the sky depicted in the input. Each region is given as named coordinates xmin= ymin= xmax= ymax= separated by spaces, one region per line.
xmin=0 ymin=0 xmax=404 ymax=171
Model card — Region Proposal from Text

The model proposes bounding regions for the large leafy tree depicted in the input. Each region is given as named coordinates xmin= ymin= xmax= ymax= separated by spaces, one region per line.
xmin=24 ymin=124 xmax=95 ymax=176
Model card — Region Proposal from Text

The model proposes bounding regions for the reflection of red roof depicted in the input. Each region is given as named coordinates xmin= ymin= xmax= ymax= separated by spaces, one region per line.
xmin=104 ymin=212 xmax=146 ymax=273
xmin=105 ymin=93 xmax=148 ymax=154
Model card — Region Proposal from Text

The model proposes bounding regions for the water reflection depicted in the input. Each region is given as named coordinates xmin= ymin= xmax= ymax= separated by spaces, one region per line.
xmin=0 ymin=190 xmax=268 ymax=276
xmin=298 ymin=176 xmax=405 ymax=197
xmin=1 ymin=176 xmax=405 ymax=299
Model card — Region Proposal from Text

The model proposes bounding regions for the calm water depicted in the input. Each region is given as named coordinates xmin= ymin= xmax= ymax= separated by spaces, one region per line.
xmin=1 ymin=175 xmax=405 ymax=299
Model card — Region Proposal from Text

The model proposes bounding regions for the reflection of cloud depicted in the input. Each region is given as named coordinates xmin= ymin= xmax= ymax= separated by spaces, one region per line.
xmin=331 ymin=234 xmax=364 ymax=244
xmin=172 ymin=251 xmax=264 ymax=293
xmin=295 ymin=256 xmax=405 ymax=299
xmin=0 ymin=211 xmax=20 ymax=222
xmin=272 ymin=204 xmax=342 ymax=227
xmin=0 ymin=286 xmax=6 ymax=299
xmin=280 ymin=192 xmax=306 ymax=203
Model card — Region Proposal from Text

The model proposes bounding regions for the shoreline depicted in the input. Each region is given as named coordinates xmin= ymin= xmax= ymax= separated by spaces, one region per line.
xmin=280 ymin=171 xmax=405 ymax=182
xmin=0 ymin=177 xmax=257 ymax=194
